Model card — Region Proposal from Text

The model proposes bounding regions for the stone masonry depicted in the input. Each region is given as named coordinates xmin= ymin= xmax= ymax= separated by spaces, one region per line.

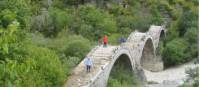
xmin=66 ymin=25 xmax=166 ymax=87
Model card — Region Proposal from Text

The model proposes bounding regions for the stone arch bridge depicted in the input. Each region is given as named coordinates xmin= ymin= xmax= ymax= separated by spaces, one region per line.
xmin=66 ymin=25 xmax=166 ymax=87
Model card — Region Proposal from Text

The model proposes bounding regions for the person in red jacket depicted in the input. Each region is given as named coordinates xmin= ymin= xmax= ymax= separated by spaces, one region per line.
xmin=103 ymin=35 xmax=108 ymax=47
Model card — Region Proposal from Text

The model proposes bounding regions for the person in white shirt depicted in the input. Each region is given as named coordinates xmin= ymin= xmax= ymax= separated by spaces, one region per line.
xmin=84 ymin=57 xmax=93 ymax=72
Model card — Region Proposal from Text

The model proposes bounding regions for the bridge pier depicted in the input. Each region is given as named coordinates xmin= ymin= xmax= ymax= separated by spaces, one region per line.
xmin=141 ymin=55 xmax=164 ymax=72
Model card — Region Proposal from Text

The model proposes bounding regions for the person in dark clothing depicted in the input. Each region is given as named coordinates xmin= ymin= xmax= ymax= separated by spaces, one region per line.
xmin=119 ymin=37 xmax=126 ymax=44
xmin=98 ymin=36 xmax=101 ymax=46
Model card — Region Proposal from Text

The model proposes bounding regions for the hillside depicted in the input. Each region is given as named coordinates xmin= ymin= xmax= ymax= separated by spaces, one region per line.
xmin=0 ymin=0 xmax=198 ymax=87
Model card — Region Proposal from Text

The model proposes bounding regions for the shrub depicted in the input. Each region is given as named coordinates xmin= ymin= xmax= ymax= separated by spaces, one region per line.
xmin=162 ymin=38 xmax=189 ymax=66
xmin=132 ymin=16 xmax=152 ymax=32
xmin=61 ymin=56 xmax=80 ymax=76
xmin=184 ymin=27 xmax=198 ymax=44
xmin=183 ymin=27 xmax=198 ymax=58
xmin=1 ymin=0 xmax=31 ymax=29
xmin=64 ymin=35 xmax=91 ymax=58
xmin=170 ymin=8 xmax=182 ymax=20
xmin=1 ymin=44 xmax=65 ymax=87
xmin=126 ymin=10 xmax=153 ymax=32
xmin=107 ymin=63 xmax=140 ymax=87
xmin=165 ymin=20 xmax=179 ymax=42
xmin=76 ymin=5 xmax=117 ymax=40
xmin=0 ymin=9 xmax=20 ymax=58
xmin=0 ymin=9 xmax=17 ymax=28
xmin=180 ymin=67 xmax=199 ymax=87
xmin=178 ymin=10 xmax=198 ymax=36
xmin=107 ymin=3 xmax=129 ymax=16
xmin=31 ymin=7 xmax=73 ymax=37
xmin=116 ymin=16 xmax=135 ymax=31
xmin=168 ymin=0 xmax=185 ymax=5
xmin=192 ymin=0 xmax=199 ymax=5
xmin=158 ymin=0 xmax=173 ymax=12
xmin=188 ymin=44 xmax=198 ymax=58
xmin=186 ymin=67 xmax=199 ymax=87
xmin=30 ymin=32 xmax=93 ymax=60
xmin=146 ymin=0 xmax=157 ymax=6
xmin=150 ymin=7 xmax=164 ymax=25
xmin=109 ymin=33 xmax=123 ymax=45
xmin=107 ymin=78 xmax=135 ymax=87
xmin=31 ymin=10 xmax=53 ymax=37
xmin=48 ymin=7 xmax=73 ymax=32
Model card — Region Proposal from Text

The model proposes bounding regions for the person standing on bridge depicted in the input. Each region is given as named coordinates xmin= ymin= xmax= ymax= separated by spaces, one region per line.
xmin=98 ymin=36 xmax=101 ymax=46
xmin=119 ymin=37 xmax=126 ymax=44
xmin=84 ymin=57 xmax=93 ymax=72
xmin=103 ymin=35 xmax=108 ymax=47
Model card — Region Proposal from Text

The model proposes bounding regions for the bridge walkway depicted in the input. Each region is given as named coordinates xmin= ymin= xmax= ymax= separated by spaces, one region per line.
xmin=66 ymin=46 xmax=117 ymax=87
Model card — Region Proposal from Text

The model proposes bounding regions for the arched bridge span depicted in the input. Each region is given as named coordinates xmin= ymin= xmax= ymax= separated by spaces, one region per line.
xmin=66 ymin=25 xmax=166 ymax=87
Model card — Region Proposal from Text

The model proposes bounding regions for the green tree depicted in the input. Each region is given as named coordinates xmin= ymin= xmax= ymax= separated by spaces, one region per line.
xmin=162 ymin=38 xmax=189 ymax=66
xmin=184 ymin=27 xmax=198 ymax=44
xmin=31 ymin=7 xmax=73 ymax=37
xmin=75 ymin=5 xmax=117 ymax=40
xmin=2 ymin=44 xmax=65 ymax=87
xmin=178 ymin=10 xmax=198 ymax=36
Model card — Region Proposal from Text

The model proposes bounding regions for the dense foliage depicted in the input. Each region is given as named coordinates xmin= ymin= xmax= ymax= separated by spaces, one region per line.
xmin=0 ymin=0 xmax=198 ymax=86
xmin=162 ymin=0 xmax=198 ymax=67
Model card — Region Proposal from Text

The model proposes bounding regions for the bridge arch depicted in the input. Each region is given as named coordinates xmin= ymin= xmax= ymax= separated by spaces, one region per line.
xmin=107 ymin=54 xmax=135 ymax=85
xmin=106 ymin=48 xmax=134 ymax=77
xmin=105 ymin=48 xmax=143 ymax=86
xmin=140 ymin=37 xmax=156 ymax=71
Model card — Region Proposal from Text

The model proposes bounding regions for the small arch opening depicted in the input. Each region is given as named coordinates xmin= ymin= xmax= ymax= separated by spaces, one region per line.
xmin=160 ymin=30 xmax=165 ymax=41
xmin=156 ymin=30 xmax=165 ymax=55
